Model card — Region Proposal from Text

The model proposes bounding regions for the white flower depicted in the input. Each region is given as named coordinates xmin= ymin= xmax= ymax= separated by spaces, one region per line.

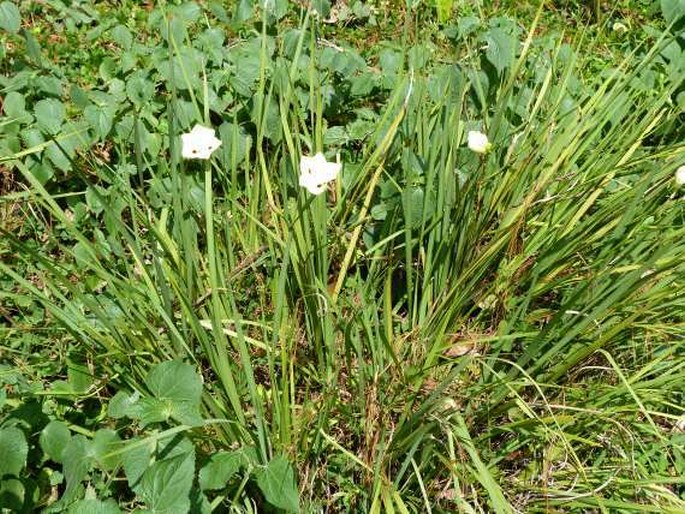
xmin=181 ymin=124 xmax=222 ymax=160
xmin=299 ymin=152 xmax=341 ymax=195
xmin=612 ymin=22 xmax=628 ymax=34
xmin=676 ymin=165 xmax=685 ymax=186
xmin=467 ymin=130 xmax=492 ymax=154
xmin=675 ymin=415 xmax=685 ymax=432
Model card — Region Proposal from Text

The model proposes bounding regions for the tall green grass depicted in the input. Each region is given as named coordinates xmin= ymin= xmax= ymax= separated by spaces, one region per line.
xmin=2 ymin=6 xmax=684 ymax=512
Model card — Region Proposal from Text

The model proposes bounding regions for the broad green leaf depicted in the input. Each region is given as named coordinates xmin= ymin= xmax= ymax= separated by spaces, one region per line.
xmin=156 ymin=433 xmax=195 ymax=460
xmin=40 ymin=420 xmax=71 ymax=463
xmin=264 ymin=0 xmax=288 ymax=22
xmin=661 ymin=0 xmax=685 ymax=24
xmin=98 ymin=57 xmax=118 ymax=82
xmin=0 ymin=477 xmax=24 ymax=511
xmin=349 ymin=72 xmax=376 ymax=97
xmin=62 ymin=435 xmax=93 ymax=501
xmin=145 ymin=361 xmax=203 ymax=406
xmin=22 ymin=28 xmax=42 ymax=62
xmin=219 ymin=121 xmax=252 ymax=167
xmin=189 ymin=486 xmax=212 ymax=514
xmin=169 ymin=399 xmax=203 ymax=427
xmin=324 ymin=126 xmax=348 ymax=146
xmin=110 ymin=24 xmax=132 ymax=49
xmin=35 ymin=76 xmax=63 ymax=96
xmin=34 ymin=98 xmax=65 ymax=135
xmin=123 ymin=437 xmax=153 ymax=490
xmin=67 ymin=357 xmax=92 ymax=393
xmin=138 ymin=452 xmax=195 ymax=514
xmin=403 ymin=186 xmax=425 ymax=229
xmin=310 ymin=0 xmax=331 ymax=17
xmin=126 ymin=74 xmax=155 ymax=107
xmin=233 ymin=0 xmax=254 ymax=24
xmin=137 ymin=397 xmax=172 ymax=427
xmin=199 ymin=451 xmax=244 ymax=490
xmin=378 ymin=48 xmax=402 ymax=87
xmin=256 ymin=455 xmax=299 ymax=513
xmin=29 ymin=162 xmax=54 ymax=184
xmin=92 ymin=429 xmax=122 ymax=471
xmin=45 ymin=140 xmax=72 ymax=172
xmin=174 ymin=2 xmax=201 ymax=23
xmin=197 ymin=27 xmax=225 ymax=62
xmin=320 ymin=47 xmax=365 ymax=76
xmin=4 ymin=91 xmax=27 ymax=119
xmin=0 ymin=1 xmax=20 ymax=33
xmin=85 ymin=104 xmax=117 ymax=140
xmin=68 ymin=498 xmax=121 ymax=514
xmin=0 ymin=427 xmax=28 ymax=476
xmin=483 ymin=27 xmax=516 ymax=73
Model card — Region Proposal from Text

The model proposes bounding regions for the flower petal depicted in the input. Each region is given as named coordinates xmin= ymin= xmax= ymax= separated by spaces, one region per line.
xmin=676 ymin=165 xmax=685 ymax=186
xmin=181 ymin=124 xmax=222 ymax=160
xmin=299 ymin=152 xmax=341 ymax=195
xmin=467 ymin=130 xmax=491 ymax=154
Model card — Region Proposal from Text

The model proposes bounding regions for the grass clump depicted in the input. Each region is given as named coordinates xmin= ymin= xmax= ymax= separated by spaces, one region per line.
xmin=1 ymin=1 xmax=684 ymax=512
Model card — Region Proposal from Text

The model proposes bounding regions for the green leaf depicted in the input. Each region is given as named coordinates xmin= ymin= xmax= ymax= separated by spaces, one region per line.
xmin=174 ymin=2 xmax=202 ymax=23
xmin=145 ymin=361 xmax=203 ymax=406
xmin=67 ymin=356 xmax=92 ymax=393
xmin=378 ymin=48 xmax=403 ymax=87
xmin=403 ymin=186 xmax=425 ymax=229
xmin=233 ymin=0 xmax=254 ymax=23
xmin=99 ymin=57 xmax=118 ymax=82
xmin=62 ymin=435 xmax=93 ymax=502
xmin=219 ymin=121 xmax=252 ymax=166
xmin=189 ymin=485 xmax=212 ymax=514
xmin=45 ymin=140 xmax=72 ymax=172
xmin=483 ymin=27 xmax=516 ymax=73
xmin=4 ymin=91 xmax=27 ymax=119
xmin=264 ymin=0 xmax=288 ymax=22
xmin=349 ymin=72 xmax=375 ymax=97
xmin=199 ymin=451 xmax=244 ymax=490
xmin=0 ymin=477 xmax=24 ymax=511
xmin=40 ymin=420 xmax=71 ymax=463
xmin=126 ymin=74 xmax=155 ymax=107
xmin=92 ymin=429 xmax=122 ymax=471
xmin=661 ymin=0 xmax=685 ymax=24
xmin=256 ymin=455 xmax=299 ymax=513
xmin=21 ymin=27 xmax=42 ymax=62
xmin=137 ymin=397 xmax=173 ymax=427
xmin=324 ymin=126 xmax=348 ymax=146
xmin=85 ymin=104 xmax=116 ymax=140
xmin=0 ymin=1 xmax=20 ymax=33
xmin=138 ymin=452 xmax=195 ymax=514
xmin=123 ymin=437 xmax=153 ymax=490
xmin=110 ymin=24 xmax=132 ymax=49
xmin=68 ymin=498 xmax=121 ymax=514
xmin=29 ymin=162 xmax=54 ymax=185
xmin=311 ymin=0 xmax=331 ymax=17
xmin=109 ymin=391 xmax=142 ymax=419
xmin=0 ymin=427 xmax=28 ymax=476
xmin=34 ymin=98 xmax=65 ymax=135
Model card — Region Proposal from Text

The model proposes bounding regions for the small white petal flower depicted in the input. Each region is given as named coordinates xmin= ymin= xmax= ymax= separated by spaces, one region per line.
xmin=676 ymin=416 xmax=685 ymax=432
xmin=299 ymin=152 xmax=341 ymax=196
xmin=676 ymin=165 xmax=685 ymax=186
xmin=467 ymin=130 xmax=492 ymax=154
xmin=612 ymin=21 xmax=628 ymax=34
xmin=181 ymin=124 xmax=222 ymax=160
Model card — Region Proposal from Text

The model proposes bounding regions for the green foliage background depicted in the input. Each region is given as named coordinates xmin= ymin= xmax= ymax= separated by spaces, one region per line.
xmin=1 ymin=0 xmax=684 ymax=512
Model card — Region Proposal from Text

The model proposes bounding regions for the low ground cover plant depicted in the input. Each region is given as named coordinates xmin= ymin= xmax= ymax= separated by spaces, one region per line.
xmin=1 ymin=0 xmax=684 ymax=512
